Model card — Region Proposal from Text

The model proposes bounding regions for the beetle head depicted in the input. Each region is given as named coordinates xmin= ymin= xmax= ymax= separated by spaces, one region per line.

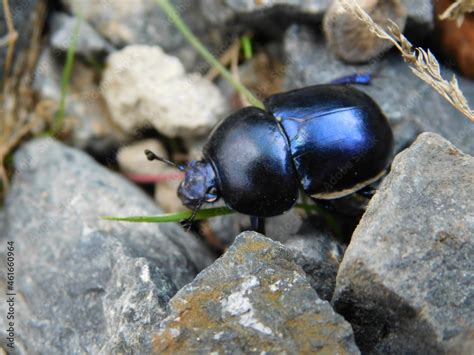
xmin=178 ymin=160 xmax=219 ymax=209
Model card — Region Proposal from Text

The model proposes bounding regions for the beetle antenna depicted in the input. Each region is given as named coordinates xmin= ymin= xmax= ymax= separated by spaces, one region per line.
xmin=180 ymin=199 xmax=203 ymax=231
xmin=144 ymin=149 xmax=185 ymax=171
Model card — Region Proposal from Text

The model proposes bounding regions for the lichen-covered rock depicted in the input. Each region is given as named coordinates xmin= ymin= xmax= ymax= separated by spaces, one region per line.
xmin=102 ymin=45 xmax=227 ymax=139
xmin=154 ymin=232 xmax=359 ymax=354
xmin=284 ymin=25 xmax=474 ymax=155
xmin=332 ymin=133 xmax=474 ymax=353
xmin=0 ymin=138 xmax=214 ymax=353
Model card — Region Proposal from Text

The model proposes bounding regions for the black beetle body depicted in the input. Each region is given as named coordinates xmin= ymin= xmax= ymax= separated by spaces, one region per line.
xmin=177 ymin=84 xmax=393 ymax=218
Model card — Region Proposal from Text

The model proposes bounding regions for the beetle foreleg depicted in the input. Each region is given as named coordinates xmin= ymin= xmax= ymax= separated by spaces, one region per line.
xmin=250 ymin=216 xmax=266 ymax=235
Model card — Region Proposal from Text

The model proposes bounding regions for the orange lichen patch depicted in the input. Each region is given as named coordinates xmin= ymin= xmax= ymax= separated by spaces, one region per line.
xmin=152 ymin=234 xmax=357 ymax=354
xmin=285 ymin=313 xmax=351 ymax=355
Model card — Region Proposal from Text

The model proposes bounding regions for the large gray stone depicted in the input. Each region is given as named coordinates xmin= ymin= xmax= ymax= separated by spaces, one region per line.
xmin=284 ymin=227 xmax=345 ymax=301
xmin=200 ymin=0 xmax=432 ymax=39
xmin=154 ymin=232 xmax=359 ymax=354
xmin=0 ymin=138 xmax=214 ymax=353
xmin=284 ymin=25 xmax=474 ymax=155
xmin=332 ymin=133 xmax=474 ymax=353
xmin=61 ymin=0 xmax=220 ymax=70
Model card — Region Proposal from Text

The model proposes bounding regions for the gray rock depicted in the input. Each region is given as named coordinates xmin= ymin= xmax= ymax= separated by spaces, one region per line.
xmin=154 ymin=232 xmax=360 ymax=354
xmin=284 ymin=228 xmax=345 ymax=301
xmin=201 ymin=0 xmax=331 ymax=24
xmin=207 ymin=209 xmax=342 ymax=301
xmin=49 ymin=12 xmax=114 ymax=59
xmin=0 ymin=138 xmax=214 ymax=353
xmin=332 ymin=133 xmax=474 ymax=353
xmin=284 ymin=25 xmax=474 ymax=155
xmin=403 ymin=0 xmax=434 ymax=40
xmin=200 ymin=0 xmax=432 ymax=39
xmin=61 ymin=0 xmax=219 ymax=70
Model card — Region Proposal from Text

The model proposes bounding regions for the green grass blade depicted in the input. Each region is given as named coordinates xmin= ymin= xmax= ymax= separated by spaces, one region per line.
xmin=240 ymin=34 xmax=253 ymax=60
xmin=154 ymin=0 xmax=264 ymax=109
xmin=102 ymin=206 xmax=235 ymax=223
xmin=50 ymin=16 xmax=81 ymax=136
xmin=102 ymin=203 xmax=325 ymax=223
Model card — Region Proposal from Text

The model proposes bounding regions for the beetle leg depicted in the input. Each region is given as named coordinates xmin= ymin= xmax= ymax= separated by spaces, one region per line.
xmin=250 ymin=216 xmax=266 ymax=235
xmin=330 ymin=72 xmax=372 ymax=85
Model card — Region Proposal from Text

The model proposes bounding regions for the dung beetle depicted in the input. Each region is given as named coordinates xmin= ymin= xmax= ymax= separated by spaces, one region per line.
xmin=146 ymin=83 xmax=393 ymax=233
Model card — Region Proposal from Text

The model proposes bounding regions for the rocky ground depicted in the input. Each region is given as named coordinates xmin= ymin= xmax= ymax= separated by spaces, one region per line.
xmin=1 ymin=0 xmax=473 ymax=354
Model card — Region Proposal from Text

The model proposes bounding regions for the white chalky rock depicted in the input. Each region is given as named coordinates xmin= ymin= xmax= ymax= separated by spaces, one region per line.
xmin=102 ymin=45 xmax=227 ymax=138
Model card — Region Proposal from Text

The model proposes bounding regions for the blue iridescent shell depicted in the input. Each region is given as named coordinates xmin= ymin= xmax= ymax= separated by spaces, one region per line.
xmin=265 ymin=85 xmax=393 ymax=199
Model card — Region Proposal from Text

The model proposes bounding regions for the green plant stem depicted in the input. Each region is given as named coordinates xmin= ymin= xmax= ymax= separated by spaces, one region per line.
xmin=102 ymin=203 xmax=324 ymax=223
xmin=240 ymin=34 xmax=253 ymax=60
xmin=154 ymin=0 xmax=264 ymax=109
xmin=102 ymin=206 xmax=235 ymax=223
xmin=50 ymin=16 xmax=81 ymax=136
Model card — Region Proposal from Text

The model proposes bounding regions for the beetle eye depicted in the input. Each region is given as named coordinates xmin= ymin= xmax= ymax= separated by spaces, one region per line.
xmin=205 ymin=187 xmax=219 ymax=202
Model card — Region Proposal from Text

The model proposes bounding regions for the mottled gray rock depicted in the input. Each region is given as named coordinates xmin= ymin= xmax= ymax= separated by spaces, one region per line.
xmin=284 ymin=25 xmax=474 ymax=154
xmin=49 ymin=12 xmax=114 ymax=59
xmin=102 ymin=45 xmax=227 ymax=139
xmin=0 ymin=138 xmax=214 ymax=353
xmin=284 ymin=227 xmax=345 ymax=301
xmin=200 ymin=0 xmax=432 ymax=39
xmin=333 ymin=133 xmax=474 ymax=353
xmin=61 ymin=0 xmax=218 ymax=70
xmin=201 ymin=0 xmax=331 ymax=24
xmin=154 ymin=232 xmax=360 ymax=354
xmin=208 ymin=210 xmax=343 ymax=301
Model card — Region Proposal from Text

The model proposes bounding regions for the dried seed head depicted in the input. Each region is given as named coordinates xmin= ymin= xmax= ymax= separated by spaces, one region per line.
xmin=324 ymin=0 xmax=408 ymax=63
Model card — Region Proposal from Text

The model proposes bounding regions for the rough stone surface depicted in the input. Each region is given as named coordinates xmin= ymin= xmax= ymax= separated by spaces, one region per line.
xmin=49 ymin=12 xmax=114 ymax=59
xmin=61 ymin=0 xmax=218 ymax=70
xmin=284 ymin=227 xmax=345 ymax=301
xmin=200 ymin=0 xmax=432 ymax=39
xmin=333 ymin=133 xmax=474 ymax=354
xmin=284 ymin=26 xmax=474 ymax=155
xmin=102 ymin=45 xmax=227 ymax=138
xmin=154 ymin=232 xmax=359 ymax=354
xmin=0 ymin=138 xmax=214 ymax=353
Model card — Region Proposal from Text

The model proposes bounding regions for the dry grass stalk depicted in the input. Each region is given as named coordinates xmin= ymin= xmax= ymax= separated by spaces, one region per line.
xmin=338 ymin=0 xmax=474 ymax=123
xmin=0 ymin=1 xmax=46 ymax=197
xmin=439 ymin=0 xmax=474 ymax=27
xmin=1 ymin=0 xmax=18 ymax=78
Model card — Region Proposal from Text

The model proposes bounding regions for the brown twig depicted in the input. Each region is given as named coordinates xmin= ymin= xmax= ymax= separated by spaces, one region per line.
xmin=0 ymin=1 xmax=46 ymax=197
xmin=339 ymin=0 xmax=474 ymax=123
xmin=205 ymin=39 xmax=241 ymax=81
xmin=2 ymin=0 xmax=18 ymax=78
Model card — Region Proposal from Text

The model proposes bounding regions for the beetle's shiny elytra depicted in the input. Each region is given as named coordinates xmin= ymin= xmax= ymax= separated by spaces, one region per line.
xmin=177 ymin=84 xmax=393 ymax=218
